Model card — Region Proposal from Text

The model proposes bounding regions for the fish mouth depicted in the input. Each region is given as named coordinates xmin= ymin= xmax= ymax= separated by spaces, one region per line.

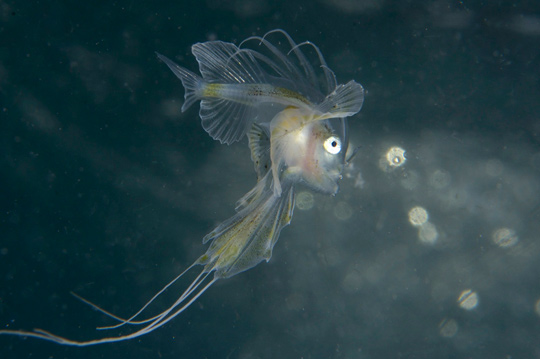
xmin=323 ymin=170 xmax=343 ymax=195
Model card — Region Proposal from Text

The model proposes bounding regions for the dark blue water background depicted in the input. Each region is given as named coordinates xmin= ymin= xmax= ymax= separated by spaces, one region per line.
xmin=1 ymin=1 xmax=540 ymax=358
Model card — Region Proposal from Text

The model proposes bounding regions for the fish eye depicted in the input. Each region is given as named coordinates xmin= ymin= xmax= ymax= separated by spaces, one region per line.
xmin=323 ymin=136 xmax=342 ymax=155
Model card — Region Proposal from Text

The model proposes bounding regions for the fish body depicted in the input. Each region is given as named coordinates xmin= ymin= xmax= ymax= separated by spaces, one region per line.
xmin=201 ymin=83 xmax=313 ymax=109
xmin=0 ymin=30 xmax=365 ymax=346
xmin=157 ymin=30 xmax=364 ymax=197
xmin=157 ymin=30 xmax=365 ymax=278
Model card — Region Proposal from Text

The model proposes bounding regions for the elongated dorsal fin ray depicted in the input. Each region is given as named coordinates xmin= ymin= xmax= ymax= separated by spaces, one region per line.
xmin=240 ymin=29 xmax=336 ymax=98
xmin=288 ymin=41 xmax=338 ymax=94
xmin=259 ymin=29 xmax=317 ymax=86
xmin=239 ymin=34 xmax=305 ymax=84
xmin=192 ymin=41 xmax=267 ymax=84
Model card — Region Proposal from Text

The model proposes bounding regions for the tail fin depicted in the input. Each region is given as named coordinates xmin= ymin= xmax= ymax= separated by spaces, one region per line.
xmin=156 ymin=52 xmax=204 ymax=112
xmin=198 ymin=174 xmax=295 ymax=279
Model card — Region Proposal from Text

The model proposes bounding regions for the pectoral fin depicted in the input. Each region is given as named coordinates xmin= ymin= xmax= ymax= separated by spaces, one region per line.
xmin=316 ymin=80 xmax=365 ymax=118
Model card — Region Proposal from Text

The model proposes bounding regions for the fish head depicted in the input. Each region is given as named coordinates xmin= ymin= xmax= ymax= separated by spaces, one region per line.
xmin=296 ymin=117 xmax=347 ymax=195
xmin=271 ymin=108 xmax=349 ymax=196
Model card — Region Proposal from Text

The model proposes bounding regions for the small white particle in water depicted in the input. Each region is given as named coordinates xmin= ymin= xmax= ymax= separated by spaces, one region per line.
xmin=492 ymin=228 xmax=519 ymax=248
xmin=296 ymin=191 xmax=314 ymax=211
xmin=458 ymin=289 xmax=479 ymax=310
xmin=408 ymin=206 xmax=428 ymax=227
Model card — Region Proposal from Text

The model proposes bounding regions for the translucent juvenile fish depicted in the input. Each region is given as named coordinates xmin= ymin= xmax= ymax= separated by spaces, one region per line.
xmin=0 ymin=29 xmax=364 ymax=346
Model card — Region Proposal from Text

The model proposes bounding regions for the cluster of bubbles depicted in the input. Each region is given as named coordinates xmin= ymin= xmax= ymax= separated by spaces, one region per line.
xmin=408 ymin=206 xmax=438 ymax=244
xmin=331 ymin=134 xmax=539 ymax=345
xmin=438 ymin=289 xmax=480 ymax=338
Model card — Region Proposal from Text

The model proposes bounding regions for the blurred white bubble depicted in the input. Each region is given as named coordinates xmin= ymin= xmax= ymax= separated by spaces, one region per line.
xmin=379 ymin=146 xmax=407 ymax=172
xmin=439 ymin=318 xmax=458 ymax=338
xmin=428 ymin=169 xmax=451 ymax=189
xmin=458 ymin=289 xmax=479 ymax=310
xmin=419 ymin=222 xmax=438 ymax=244
xmin=296 ymin=191 xmax=314 ymax=211
xmin=334 ymin=201 xmax=353 ymax=221
xmin=408 ymin=206 xmax=428 ymax=227
xmin=386 ymin=146 xmax=406 ymax=167
xmin=492 ymin=227 xmax=519 ymax=248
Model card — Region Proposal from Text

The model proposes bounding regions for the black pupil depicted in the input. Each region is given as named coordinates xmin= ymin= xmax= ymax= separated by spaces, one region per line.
xmin=331 ymin=140 xmax=337 ymax=147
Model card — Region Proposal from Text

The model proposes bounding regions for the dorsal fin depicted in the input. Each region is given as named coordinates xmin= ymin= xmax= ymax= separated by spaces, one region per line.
xmin=316 ymin=80 xmax=365 ymax=118
xmin=192 ymin=41 xmax=267 ymax=84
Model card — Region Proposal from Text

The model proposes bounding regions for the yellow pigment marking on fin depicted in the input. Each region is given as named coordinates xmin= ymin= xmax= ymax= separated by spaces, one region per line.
xmin=202 ymin=83 xmax=224 ymax=97
xmin=274 ymin=87 xmax=310 ymax=105
xmin=214 ymin=243 xmax=241 ymax=269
